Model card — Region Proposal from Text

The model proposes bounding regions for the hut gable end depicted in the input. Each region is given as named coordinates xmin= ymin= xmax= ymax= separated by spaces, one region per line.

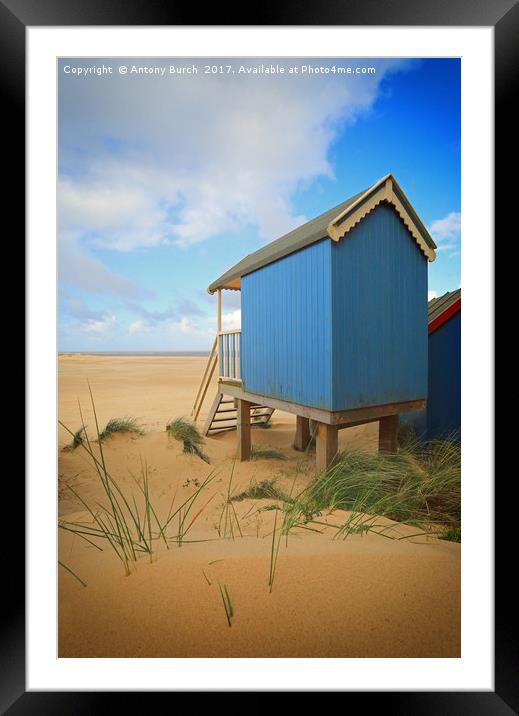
xmin=208 ymin=173 xmax=436 ymax=294
xmin=327 ymin=175 xmax=436 ymax=262
xmin=330 ymin=202 xmax=429 ymax=411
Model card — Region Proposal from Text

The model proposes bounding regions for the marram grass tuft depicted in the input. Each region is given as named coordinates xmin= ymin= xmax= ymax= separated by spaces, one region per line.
xmin=98 ymin=417 xmax=143 ymax=442
xmin=167 ymin=417 xmax=209 ymax=463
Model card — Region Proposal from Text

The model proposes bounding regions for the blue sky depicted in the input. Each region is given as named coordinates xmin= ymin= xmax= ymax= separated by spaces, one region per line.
xmin=58 ymin=58 xmax=460 ymax=351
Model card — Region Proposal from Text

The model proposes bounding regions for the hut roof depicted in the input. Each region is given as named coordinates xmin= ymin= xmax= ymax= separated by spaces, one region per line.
xmin=208 ymin=173 xmax=437 ymax=294
xmin=428 ymin=289 xmax=461 ymax=334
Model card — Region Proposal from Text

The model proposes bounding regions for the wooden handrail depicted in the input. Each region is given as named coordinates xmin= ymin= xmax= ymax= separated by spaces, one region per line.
xmin=192 ymin=335 xmax=218 ymax=420
xmin=218 ymin=330 xmax=241 ymax=382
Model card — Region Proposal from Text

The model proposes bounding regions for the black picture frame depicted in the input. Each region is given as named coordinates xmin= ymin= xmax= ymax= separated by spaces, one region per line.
xmin=7 ymin=0 xmax=505 ymax=710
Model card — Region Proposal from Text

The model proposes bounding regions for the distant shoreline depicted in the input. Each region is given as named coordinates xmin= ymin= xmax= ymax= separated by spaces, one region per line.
xmin=59 ymin=351 xmax=210 ymax=357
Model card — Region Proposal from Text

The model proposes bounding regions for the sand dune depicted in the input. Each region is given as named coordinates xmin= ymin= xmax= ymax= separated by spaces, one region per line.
xmin=58 ymin=355 xmax=460 ymax=658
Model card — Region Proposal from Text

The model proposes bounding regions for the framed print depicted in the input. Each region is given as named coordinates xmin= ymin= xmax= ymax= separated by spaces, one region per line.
xmin=5 ymin=0 xmax=508 ymax=709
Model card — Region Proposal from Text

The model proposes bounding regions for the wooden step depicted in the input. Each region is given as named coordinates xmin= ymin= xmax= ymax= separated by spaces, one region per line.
xmin=202 ymin=392 xmax=275 ymax=436
xmin=207 ymin=426 xmax=237 ymax=433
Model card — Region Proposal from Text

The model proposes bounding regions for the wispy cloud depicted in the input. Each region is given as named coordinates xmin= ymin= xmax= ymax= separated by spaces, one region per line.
xmin=429 ymin=211 xmax=460 ymax=257
xmin=59 ymin=230 xmax=146 ymax=298
xmin=62 ymin=294 xmax=107 ymax=321
xmin=80 ymin=314 xmax=116 ymax=335
xmin=128 ymin=320 xmax=150 ymax=335
xmin=122 ymin=296 xmax=207 ymax=334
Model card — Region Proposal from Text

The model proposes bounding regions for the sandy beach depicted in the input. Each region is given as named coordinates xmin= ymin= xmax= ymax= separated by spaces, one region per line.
xmin=58 ymin=354 xmax=460 ymax=658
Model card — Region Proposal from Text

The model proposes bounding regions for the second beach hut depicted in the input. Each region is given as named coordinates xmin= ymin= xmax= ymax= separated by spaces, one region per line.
xmin=192 ymin=173 xmax=437 ymax=470
xmin=402 ymin=289 xmax=461 ymax=442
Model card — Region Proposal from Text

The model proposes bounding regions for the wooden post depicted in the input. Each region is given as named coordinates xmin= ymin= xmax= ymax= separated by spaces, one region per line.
xmin=217 ymin=289 xmax=222 ymax=376
xmin=379 ymin=414 xmax=399 ymax=453
xmin=217 ymin=289 xmax=222 ymax=332
xmin=237 ymin=399 xmax=252 ymax=461
xmin=309 ymin=419 xmax=318 ymax=440
xmin=293 ymin=415 xmax=310 ymax=451
xmin=315 ymin=422 xmax=338 ymax=472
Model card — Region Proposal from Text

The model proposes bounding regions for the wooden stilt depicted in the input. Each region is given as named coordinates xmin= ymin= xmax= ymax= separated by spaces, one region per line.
xmin=293 ymin=415 xmax=310 ymax=451
xmin=315 ymin=422 xmax=338 ymax=472
xmin=237 ymin=399 xmax=252 ymax=461
xmin=379 ymin=414 xmax=399 ymax=453
xmin=309 ymin=419 xmax=318 ymax=441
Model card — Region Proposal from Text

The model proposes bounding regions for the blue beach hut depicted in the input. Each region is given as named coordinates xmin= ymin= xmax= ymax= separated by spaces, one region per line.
xmin=403 ymin=289 xmax=461 ymax=442
xmin=192 ymin=174 xmax=437 ymax=470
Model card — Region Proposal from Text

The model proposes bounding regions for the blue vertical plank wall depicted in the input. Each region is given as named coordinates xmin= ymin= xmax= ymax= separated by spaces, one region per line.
xmin=241 ymin=239 xmax=333 ymax=409
xmin=241 ymin=202 xmax=428 ymax=413
xmin=331 ymin=204 xmax=428 ymax=410
xmin=426 ymin=311 xmax=461 ymax=440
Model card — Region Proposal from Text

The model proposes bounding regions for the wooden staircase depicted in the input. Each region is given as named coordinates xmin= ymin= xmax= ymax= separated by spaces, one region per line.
xmin=202 ymin=393 xmax=275 ymax=436
xmin=192 ymin=332 xmax=275 ymax=436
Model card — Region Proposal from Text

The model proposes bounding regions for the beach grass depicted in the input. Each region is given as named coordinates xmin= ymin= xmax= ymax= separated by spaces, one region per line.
xmin=167 ymin=417 xmax=209 ymax=463
xmin=231 ymin=478 xmax=292 ymax=503
xmin=281 ymin=438 xmax=461 ymax=540
xmin=59 ymin=397 xmax=160 ymax=574
xmin=440 ymin=526 xmax=461 ymax=542
xmin=63 ymin=426 xmax=87 ymax=451
xmin=59 ymin=386 xmax=216 ymax=575
xmin=258 ymin=437 xmax=461 ymax=588
xmin=218 ymin=582 xmax=234 ymax=627
xmin=58 ymin=560 xmax=87 ymax=588
xmin=99 ymin=417 xmax=143 ymax=442
xmin=164 ymin=471 xmax=217 ymax=546
xmin=268 ymin=508 xmax=282 ymax=593
xmin=251 ymin=446 xmax=287 ymax=460
xmin=396 ymin=421 xmax=420 ymax=450
xmin=217 ymin=462 xmax=243 ymax=539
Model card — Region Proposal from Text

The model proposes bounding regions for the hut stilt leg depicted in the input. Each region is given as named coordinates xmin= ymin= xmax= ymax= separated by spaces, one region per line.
xmin=315 ymin=422 xmax=338 ymax=472
xmin=379 ymin=414 xmax=399 ymax=453
xmin=293 ymin=415 xmax=310 ymax=451
xmin=237 ymin=399 xmax=252 ymax=461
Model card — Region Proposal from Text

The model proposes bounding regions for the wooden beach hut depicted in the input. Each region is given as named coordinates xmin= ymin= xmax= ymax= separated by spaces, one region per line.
xmin=192 ymin=173 xmax=437 ymax=470
xmin=402 ymin=289 xmax=461 ymax=441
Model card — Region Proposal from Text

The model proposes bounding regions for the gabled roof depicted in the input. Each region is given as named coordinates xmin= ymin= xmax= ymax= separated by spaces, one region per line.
xmin=428 ymin=289 xmax=461 ymax=334
xmin=208 ymin=173 xmax=437 ymax=294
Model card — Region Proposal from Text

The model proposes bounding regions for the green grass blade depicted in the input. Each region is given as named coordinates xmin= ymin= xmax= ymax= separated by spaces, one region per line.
xmin=58 ymin=560 xmax=87 ymax=588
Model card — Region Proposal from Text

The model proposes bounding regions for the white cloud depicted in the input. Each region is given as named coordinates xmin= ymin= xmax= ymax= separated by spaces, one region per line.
xmin=80 ymin=314 xmax=116 ymax=335
xmin=59 ymin=172 xmax=171 ymax=252
xmin=221 ymin=309 xmax=241 ymax=330
xmin=428 ymin=290 xmax=438 ymax=301
xmin=429 ymin=211 xmax=461 ymax=256
xmin=168 ymin=316 xmax=214 ymax=339
xmin=128 ymin=320 xmax=149 ymax=335
xmin=59 ymin=59 xmax=410 ymax=257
